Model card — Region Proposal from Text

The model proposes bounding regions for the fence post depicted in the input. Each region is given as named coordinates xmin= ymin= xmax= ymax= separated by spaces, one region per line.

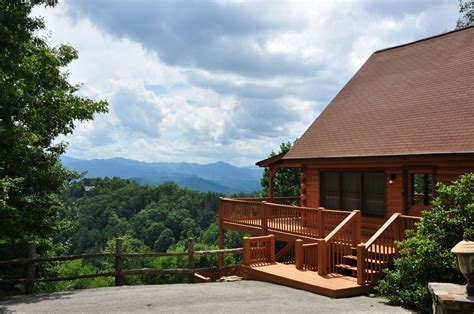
xmin=357 ymin=244 xmax=366 ymax=286
xmin=188 ymin=238 xmax=195 ymax=283
xmin=317 ymin=239 xmax=327 ymax=275
xmin=25 ymin=242 xmax=36 ymax=294
xmin=243 ymin=237 xmax=251 ymax=266
xmin=269 ymin=234 xmax=275 ymax=263
xmin=115 ymin=238 xmax=124 ymax=286
xmin=295 ymin=239 xmax=303 ymax=269
xmin=352 ymin=210 xmax=361 ymax=245
xmin=262 ymin=201 xmax=268 ymax=235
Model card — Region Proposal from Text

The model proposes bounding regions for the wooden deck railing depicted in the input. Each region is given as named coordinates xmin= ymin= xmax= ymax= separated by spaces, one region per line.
xmin=243 ymin=234 xmax=275 ymax=266
xmin=233 ymin=196 xmax=300 ymax=206
xmin=0 ymin=238 xmax=243 ymax=294
xmin=318 ymin=210 xmax=361 ymax=275
xmin=357 ymin=213 xmax=420 ymax=286
xmin=295 ymin=241 xmax=318 ymax=271
xmin=220 ymin=198 xmax=351 ymax=240
xmin=220 ymin=198 xmax=263 ymax=228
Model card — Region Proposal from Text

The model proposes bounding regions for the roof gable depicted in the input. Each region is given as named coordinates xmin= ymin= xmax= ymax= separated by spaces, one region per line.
xmin=284 ymin=26 xmax=474 ymax=160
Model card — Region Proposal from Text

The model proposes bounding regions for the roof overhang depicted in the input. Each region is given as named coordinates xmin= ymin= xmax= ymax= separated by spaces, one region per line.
xmin=256 ymin=151 xmax=301 ymax=168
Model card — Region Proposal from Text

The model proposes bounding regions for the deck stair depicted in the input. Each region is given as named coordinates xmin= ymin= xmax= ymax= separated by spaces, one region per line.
xmin=334 ymin=246 xmax=392 ymax=278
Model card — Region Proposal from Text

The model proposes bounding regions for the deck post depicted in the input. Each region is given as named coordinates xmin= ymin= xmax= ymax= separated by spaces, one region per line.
xmin=243 ymin=237 xmax=251 ymax=266
xmin=269 ymin=234 xmax=275 ymax=263
xmin=295 ymin=239 xmax=303 ymax=269
xmin=397 ymin=217 xmax=405 ymax=242
xmin=218 ymin=198 xmax=225 ymax=269
xmin=317 ymin=238 xmax=327 ymax=275
xmin=262 ymin=201 xmax=268 ymax=235
xmin=357 ymin=244 xmax=366 ymax=286
xmin=317 ymin=207 xmax=324 ymax=237
xmin=25 ymin=242 xmax=36 ymax=294
xmin=352 ymin=210 xmax=361 ymax=245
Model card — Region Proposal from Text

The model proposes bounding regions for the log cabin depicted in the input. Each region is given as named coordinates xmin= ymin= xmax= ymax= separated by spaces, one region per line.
xmin=218 ymin=25 xmax=474 ymax=297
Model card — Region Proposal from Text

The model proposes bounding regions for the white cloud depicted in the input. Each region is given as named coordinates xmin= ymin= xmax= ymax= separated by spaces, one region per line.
xmin=35 ymin=0 xmax=459 ymax=166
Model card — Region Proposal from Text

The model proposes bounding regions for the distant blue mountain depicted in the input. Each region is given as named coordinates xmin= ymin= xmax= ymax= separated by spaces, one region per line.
xmin=60 ymin=156 xmax=263 ymax=194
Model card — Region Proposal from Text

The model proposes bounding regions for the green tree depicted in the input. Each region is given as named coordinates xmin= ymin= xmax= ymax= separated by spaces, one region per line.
xmin=260 ymin=141 xmax=300 ymax=197
xmin=377 ymin=173 xmax=474 ymax=312
xmin=456 ymin=0 xmax=474 ymax=29
xmin=0 ymin=0 xmax=108 ymax=246
xmin=154 ymin=228 xmax=176 ymax=252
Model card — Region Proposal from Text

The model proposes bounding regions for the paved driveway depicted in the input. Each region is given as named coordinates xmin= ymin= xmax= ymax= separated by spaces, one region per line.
xmin=0 ymin=280 xmax=411 ymax=313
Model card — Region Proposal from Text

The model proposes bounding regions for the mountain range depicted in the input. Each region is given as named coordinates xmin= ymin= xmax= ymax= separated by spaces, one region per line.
xmin=60 ymin=156 xmax=263 ymax=194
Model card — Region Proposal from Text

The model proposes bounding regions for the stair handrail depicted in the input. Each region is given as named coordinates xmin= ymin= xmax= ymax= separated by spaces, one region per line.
xmin=317 ymin=210 xmax=361 ymax=275
xmin=357 ymin=213 xmax=420 ymax=286
xmin=363 ymin=213 xmax=401 ymax=249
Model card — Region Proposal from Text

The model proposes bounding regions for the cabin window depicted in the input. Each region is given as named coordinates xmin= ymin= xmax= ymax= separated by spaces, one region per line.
xmin=321 ymin=172 xmax=341 ymax=209
xmin=411 ymin=173 xmax=433 ymax=206
xmin=321 ymin=171 xmax=384 ymax=217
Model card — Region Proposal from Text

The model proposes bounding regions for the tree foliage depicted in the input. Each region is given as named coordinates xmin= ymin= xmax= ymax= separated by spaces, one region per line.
xmin=456 ymin=0 xmax=474 ymax=29
xmin=260 ymin=141 xmax=300 ymax=197
xmin=377 ymin=173 xmax=474 ymax=312
xmin=0 ymin=0 xmax=108 ymax=245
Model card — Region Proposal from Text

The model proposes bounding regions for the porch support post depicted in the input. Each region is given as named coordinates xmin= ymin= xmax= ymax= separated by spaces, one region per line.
xmin=268 ymin=167 xmax=279 ymax=201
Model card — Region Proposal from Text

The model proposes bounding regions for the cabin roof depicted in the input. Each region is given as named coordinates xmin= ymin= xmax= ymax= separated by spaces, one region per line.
xmin=284 ymin=26 xmax=474 ymax=160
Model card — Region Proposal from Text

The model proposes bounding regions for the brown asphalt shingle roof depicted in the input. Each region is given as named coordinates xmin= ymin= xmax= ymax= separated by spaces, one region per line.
xmin=284 ymin=26 xmax=474 ymax=160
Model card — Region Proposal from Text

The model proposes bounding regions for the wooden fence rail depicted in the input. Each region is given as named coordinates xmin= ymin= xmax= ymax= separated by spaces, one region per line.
xmin=0 ymin=238 xmax=243 ymax=294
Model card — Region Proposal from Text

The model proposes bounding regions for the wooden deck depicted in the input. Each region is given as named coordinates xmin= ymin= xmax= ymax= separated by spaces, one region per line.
xmin=219 ymin=198 xmax=420 ymax=296
xmin=241 ymin=263 xmax=370 ymax=298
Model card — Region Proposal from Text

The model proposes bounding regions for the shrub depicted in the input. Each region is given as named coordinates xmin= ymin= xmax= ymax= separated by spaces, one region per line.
xmin=377 ymin=173 xmax=474 ymax=312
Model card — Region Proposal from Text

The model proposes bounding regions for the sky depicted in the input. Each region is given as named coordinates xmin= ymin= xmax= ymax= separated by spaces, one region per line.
xmin=33 ymin=0 xmax=460 ymax=166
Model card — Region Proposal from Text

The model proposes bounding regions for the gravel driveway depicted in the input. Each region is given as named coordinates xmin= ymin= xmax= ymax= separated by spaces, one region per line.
xmin=0 ymin=280 xmax=411 ymax=313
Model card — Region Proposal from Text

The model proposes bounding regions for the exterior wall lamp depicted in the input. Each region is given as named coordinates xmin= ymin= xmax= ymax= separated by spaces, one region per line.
xmin=451 ymin=234 xmax=474 ymax=296
xmin=388 ymin=174 xmax=396 ymax=185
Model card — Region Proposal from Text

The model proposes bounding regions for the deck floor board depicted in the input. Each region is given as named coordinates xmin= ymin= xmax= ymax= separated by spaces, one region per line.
xmin=242 ymin=263 xmax=370 ymax=298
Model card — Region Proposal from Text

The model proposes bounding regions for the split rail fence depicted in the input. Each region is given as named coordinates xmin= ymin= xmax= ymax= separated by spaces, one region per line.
xmin=0 ymin=238 xmax=243 ymax=294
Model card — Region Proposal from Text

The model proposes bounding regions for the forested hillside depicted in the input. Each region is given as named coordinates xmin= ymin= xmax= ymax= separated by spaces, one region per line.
xmin=59 ymin=177 xmax=249 ymax=252
xmin=28 ymin=177 xmax=248 ymax=291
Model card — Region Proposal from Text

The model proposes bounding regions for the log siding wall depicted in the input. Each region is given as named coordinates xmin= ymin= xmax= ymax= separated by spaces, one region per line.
xmin=298 ymin=155 xmax=474 ymax=218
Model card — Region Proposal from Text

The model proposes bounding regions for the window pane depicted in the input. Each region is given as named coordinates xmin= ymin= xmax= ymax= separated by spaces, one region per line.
xmin=363 ymin=172 xmax=385 ymax=217
xmin=322 ymin=172 xmax=340 ymax=209
xmin=342 ymin=172 xmax=361 ymax=211
xmin=412 ymin=173 xmax=433 ymax=206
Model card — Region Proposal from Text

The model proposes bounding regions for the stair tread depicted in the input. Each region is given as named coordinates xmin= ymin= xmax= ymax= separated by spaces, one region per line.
xmin=335 ymin=264 xmax=357 ymax=271
xmin=343 ymin=255 xmax=389 ymax=264
xmin=335 ymin=264 xmax=378 ymax=274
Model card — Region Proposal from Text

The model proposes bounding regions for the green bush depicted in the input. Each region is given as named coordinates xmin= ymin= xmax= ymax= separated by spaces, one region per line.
xmin=377 ymin=173 xmax=474 ymax=312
